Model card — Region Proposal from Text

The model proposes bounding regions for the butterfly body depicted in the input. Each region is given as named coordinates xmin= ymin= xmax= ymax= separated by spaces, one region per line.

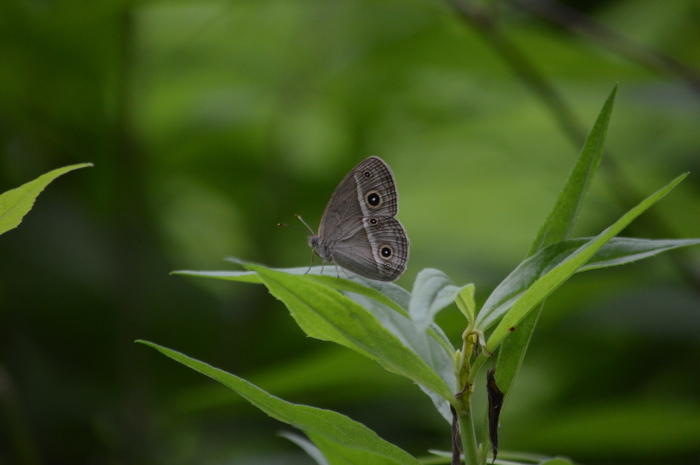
xmin=307 ymin=156 xmax=409 ymax=282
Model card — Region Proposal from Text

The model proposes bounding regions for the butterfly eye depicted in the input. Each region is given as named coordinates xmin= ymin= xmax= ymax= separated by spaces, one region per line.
xmin=365 ymin=190 xmax=382 ymax=208
xmin=379 ymin=245 xmax=393 ymax=259
xmin=363 ymin=170 xmax=372 ymax=178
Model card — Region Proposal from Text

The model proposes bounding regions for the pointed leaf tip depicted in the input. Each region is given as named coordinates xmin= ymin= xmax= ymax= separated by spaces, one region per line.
xmin=0 ymin=163 xmax=92 ymax=237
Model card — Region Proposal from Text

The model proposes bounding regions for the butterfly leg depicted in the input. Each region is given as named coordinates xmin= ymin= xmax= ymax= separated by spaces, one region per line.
xmin=304 ymin=249 xmax=315 ymax=275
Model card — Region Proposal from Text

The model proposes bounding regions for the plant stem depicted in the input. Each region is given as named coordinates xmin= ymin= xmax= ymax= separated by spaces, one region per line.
xmin=458 ymin=408 xmax=479 ymax=465
xmin=455 ymin=324 xmax=484 ymax=464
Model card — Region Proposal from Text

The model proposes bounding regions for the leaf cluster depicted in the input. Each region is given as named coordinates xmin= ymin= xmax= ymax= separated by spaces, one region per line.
xmin=141 ymin=89 xmax=700 ymax=464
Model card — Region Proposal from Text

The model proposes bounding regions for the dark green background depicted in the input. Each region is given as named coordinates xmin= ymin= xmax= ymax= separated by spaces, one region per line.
xmin=1 ymin=0 xmax=699 ymax=464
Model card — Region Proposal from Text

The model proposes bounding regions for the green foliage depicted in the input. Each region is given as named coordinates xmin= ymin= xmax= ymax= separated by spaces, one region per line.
xmin=146 ymin=90 xmax=700 ymax=464
xmin=484 ymin=172 xmax=686 ymax=353
xmin=279 ymin=432 xmax=329 ymax=465
xmin=409 ymin=268 xmax=472 ymax=332
xmin=477 ymin=236 xmax=700 ymax=333
xmin=4 ymin=0 xmax=700 ymax=464
xmin=527 ymin=87 xmax=616 ymax=256
xmin=496 ymin=85 xmax=617 ymax=399
xmin=0 ymin=163 xmax=91 ymax=236
xmin=245 ymin=264 xmax=455 ymax=403
xmin=139 ymin=341 xmax=421 ymax=465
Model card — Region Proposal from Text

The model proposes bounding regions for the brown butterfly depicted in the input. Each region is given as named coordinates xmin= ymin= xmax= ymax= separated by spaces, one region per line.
xmin=301 ymin=156 xmax=409 ymax=281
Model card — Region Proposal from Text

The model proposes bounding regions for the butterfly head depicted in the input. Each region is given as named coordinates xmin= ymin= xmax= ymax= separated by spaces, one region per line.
xmin=308 ymin=235 xmax=332 ymax=262
xmin=307 ymin=235 xmax=318 ymax=249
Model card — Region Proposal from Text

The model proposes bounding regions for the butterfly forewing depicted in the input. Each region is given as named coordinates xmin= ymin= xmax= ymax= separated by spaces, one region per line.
xmin=351 ymin=157 xmax=398 ymax=217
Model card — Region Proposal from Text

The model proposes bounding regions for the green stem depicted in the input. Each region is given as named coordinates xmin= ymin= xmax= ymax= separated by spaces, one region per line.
xmin=458 ymin=409 xmax=479 ymax=465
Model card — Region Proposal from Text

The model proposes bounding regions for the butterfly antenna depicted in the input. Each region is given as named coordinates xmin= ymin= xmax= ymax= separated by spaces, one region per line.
xmin=295 ymin=214 xmax=315 ymax=235
xmin=277 ymin=222 xmax=307 ymax=233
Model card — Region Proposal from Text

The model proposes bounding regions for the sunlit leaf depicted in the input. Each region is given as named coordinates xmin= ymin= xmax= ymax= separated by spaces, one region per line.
xmin=0 ymin=163 xmax=92 ymax=236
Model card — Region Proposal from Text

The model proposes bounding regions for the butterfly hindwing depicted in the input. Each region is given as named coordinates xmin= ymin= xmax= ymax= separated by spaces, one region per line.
xmin=330 ymin=216 xmax=408 ymax=281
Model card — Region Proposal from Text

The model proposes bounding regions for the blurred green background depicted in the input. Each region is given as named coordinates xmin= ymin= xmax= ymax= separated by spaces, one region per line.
xmin=1 ymin=0 xmax=699 ymax=463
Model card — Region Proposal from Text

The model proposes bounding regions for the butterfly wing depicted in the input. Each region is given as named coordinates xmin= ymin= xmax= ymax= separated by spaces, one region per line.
xmin=317 ymin=156 xmax=409 ymax=281
xmin=331 ymin=217 xmax=409 ymax=281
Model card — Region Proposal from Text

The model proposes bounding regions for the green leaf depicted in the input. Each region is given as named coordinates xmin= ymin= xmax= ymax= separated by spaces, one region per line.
xmin=174 ymin=268 xmax=263 ymax=283
xmin=454 ymin=284 xmax=476 ymax=324
xmin=417 ymin=450 xmax=452 ymax=464
xmin=578 ymin=237 xmax=700 ymax=270
xmin=0 ymin=163 xmax=92 ymax=236
xmin=476 ymin=236 xmax=700 ymax=331
xmin=174 ymin=264 xmax=411 ymax=313
xmin=496 ymin=86 xmax=616 ymax=398
xmin=280 ymin=431 xmax=329 ymax=465
xmin=140 ymin=341 xmax=421 ymax=465
xmin=409 ymin=268 xmax=472 ymax=332
xmin=175 ymin=263 xmax=456 ymax=419
xmin=176 ymin=263 xmax=453 ymax=369
xmin=485 ymin=173 xmax=686 ymax=352
xmin=347 ymin=291 xmax=455 ymax=423
xmin=309 ymin=432 xmax=404 ymax=465
xmin=247 ymin=264 xmax=455 ymax=402
xmin=233 ymin=260 xmax=412 ymax=311
xmin=173 ymin=348 xmax=404 ymax=414
xmin=528 ymin=86 xmax=616 ymax=254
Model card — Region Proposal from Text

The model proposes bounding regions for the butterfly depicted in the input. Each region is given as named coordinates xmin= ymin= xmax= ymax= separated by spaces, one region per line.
xmin=300 ymin=156 xmax=409 ymax=281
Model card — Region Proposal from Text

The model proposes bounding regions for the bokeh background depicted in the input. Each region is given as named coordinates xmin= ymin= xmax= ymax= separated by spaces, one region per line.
xmin=1 ymin=0 xmax=699 ymax=464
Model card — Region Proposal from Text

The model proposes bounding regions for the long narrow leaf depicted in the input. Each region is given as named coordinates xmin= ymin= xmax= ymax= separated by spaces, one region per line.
xmin=227 ymin=258 xmax=414 ymax=310
xmin=0 ymin=163 xmax=92 ymax=236
xmin=476 ymin=236 xmax=700 ymax=331
xmin=176 ymin=264 xmax=452 ymax=364
xmin=248 ymin=265 xmax=455 ymax=402
xmin=528 ymin=86 xmax=616 ymax=254
xmin=174 ymin=265 xmax=411 ymax=314
xmin=280 ymin=432 xmax=330 ymax=465
xmin=579 ymin=237 xmax=700 ymax=270
xmin=486 ymin=173 xmax=686 ymax=352
xmin=496 ymin=87 xmax=617 ymax=397
xmin=140 ymin=341 xmax=421 ymax=465
xmin=309 ymin=432 xmax=404 ymax=465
